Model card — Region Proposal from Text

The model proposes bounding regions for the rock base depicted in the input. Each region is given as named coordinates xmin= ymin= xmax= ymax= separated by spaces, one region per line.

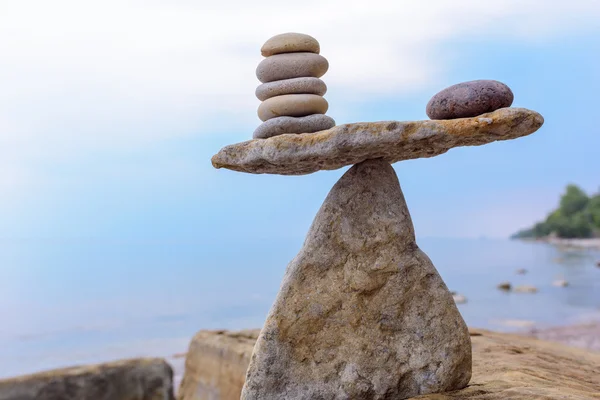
xmin=242 ymin=160 xmax=472 ymax=399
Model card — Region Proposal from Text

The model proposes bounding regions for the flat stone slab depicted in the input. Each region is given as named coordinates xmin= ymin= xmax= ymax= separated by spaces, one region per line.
xmin=211 ymin=107 xmax=543 ymax=175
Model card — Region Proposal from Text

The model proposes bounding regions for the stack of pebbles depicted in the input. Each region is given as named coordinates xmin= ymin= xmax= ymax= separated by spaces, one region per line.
xmin=253 ymin=33 xmax=335 ymax=139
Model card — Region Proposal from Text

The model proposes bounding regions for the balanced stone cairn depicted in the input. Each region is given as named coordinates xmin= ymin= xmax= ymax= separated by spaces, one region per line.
xmin=212 ymin=52 xmax=544 ymax=399
xmin=253 ymin=33 xmax=336 ymax=139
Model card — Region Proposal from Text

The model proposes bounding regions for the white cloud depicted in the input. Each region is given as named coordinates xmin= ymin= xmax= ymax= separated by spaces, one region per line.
xmin=0 ymin=0 xmax=599 ymax=222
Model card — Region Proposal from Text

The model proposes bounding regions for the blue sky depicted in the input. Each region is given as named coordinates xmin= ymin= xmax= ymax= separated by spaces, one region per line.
xmin=0 ymin=1 xmax=599 ymax=240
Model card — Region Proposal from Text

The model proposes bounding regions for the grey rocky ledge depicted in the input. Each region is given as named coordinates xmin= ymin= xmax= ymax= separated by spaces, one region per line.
xmin=212 ymin=107 xmax=543 ymax=175
xmin=0 ymin=358 xmax=174 ymax=400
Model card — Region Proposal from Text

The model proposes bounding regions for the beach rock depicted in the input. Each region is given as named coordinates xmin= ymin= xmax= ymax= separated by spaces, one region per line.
xmin=257 ymin=94 xmax=328 ymax=121
xmin=213 ymin=107 xmax=544 ymax=175
xmin=516 ymin=268 xmax=528 ymax=275
xmin=0 ymin=358 xmax=174 ymax=400
xmin=256 ymin=53 xmax=329 ymax=83
xmin=253 ymin=114 xmax=336 ymax=139
xmin=426 ymin=80 xmax=514 ymax=120
xmin=553 ymin=279 xmax=569 ymax=287
xmin=177 ymin=329 xmax=260 ymax=400
xmin=514 ymin=284 xmax=538 ymax=293
xmin=255 ymin=77 xmax=327 ymax=101
xmin=178 ymin=328 xmax=600 ymax=400
xmin=261 ymin=32 xmax=320 ymax=57
xmin=497 ymin=281 xmax=512 ymax=291
xmin=241 ymin=160 xmax=472 ymax=400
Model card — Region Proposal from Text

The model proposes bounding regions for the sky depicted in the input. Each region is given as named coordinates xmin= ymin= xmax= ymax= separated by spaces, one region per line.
xmin=1 ymin=0 xmax=599 ymax=240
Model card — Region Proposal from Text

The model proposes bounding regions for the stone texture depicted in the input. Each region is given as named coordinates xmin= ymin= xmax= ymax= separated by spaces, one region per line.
xmin=253 ymin=114 xmax=336 ymax=139
xmin=261 ymin=32 xmax=320 ymax=57
xmin=0 ymin=358 xmax=174 ymax=400
xmin=177 ymin=330 xmax=260 ymax=400
xmin=256 ymin=53 xmax=329 ymax=83
xmin=426 ymin=80 xmax=514 ymax=120
xmin=177 ymin=328 xmax=600 ymax=400
xmin=212 ymin=107 xmax=544 ymax=175
xmin=241 ymin=159 xmax=472 ymax=400
xmin=257 ymin=94 xmax=328 ymax=121
xmin=256 ymin=77 xmax=327 ymax=101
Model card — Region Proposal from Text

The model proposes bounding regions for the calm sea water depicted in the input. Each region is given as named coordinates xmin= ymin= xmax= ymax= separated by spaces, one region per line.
xmin=0 ymin=237 xmax=599 ymax=378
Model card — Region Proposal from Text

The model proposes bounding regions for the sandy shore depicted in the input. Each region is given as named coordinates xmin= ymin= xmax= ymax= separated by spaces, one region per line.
xmin=520 ymin=236 xmax=600 ymax=251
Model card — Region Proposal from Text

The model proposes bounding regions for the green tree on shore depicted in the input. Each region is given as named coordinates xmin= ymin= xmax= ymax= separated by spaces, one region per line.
xmin=559 ymin=185 xmax=589 ymax=216
xmin=588 ymin=192 xmax=600 ymax=227
xmin=512 ymin=184 xmax=600 ymax=239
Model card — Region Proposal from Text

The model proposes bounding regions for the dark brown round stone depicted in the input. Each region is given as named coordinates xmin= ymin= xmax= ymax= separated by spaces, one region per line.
xmin=426 ymin=80 xmax=514 ymax=120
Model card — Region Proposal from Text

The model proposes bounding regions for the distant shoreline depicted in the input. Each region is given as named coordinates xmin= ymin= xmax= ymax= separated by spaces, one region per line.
xmin=525 ymin=322 xmax=600 ymax=352
xmin=516 ymin=236 xmax=600 ymax=250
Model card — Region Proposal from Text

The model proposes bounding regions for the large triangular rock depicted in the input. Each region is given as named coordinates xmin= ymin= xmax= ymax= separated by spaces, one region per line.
xmin=241 ymin=159 xmax=472 ymax=400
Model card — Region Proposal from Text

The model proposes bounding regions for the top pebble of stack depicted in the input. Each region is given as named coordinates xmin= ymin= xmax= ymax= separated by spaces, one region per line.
xmin=261 ymin=32 xmax=320 ymax=57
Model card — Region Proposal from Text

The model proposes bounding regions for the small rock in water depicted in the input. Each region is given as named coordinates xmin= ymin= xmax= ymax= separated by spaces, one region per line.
xmin=261 ymin=32 xmax=320 ymax=57
xmin=553 ymin=279 xmax=569 ymax=287
xmin=426 ymin=80 xmax=514 ymax=120
xmin=514 ymin=285 xmax=538 ymax=294
xmin=256 ymin=52 xmax=329 ymax=83
xmin=257 ymin=94 xmax=328 ymax=121
xmin=253 ymin=114 xmax=335 ymax=139
xmin=516 ymin=268 xmax=528 ymax=275
xmin=453 ymin=293 xmax=468 ymax=304
xmin=596 ymin=260 xmax=600 ymax=267
xmin=497 ymin=281 xmax=512 ymax=291
xmin=255 ymin=77 xmax=327 ymax=101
